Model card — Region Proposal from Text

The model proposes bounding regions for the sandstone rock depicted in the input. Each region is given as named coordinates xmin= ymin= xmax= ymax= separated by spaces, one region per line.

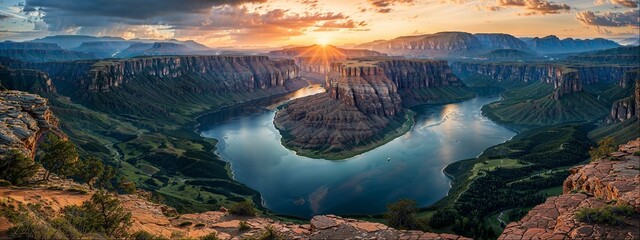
xmin=0 ymin=91 xmax=62 ymax=158
xmin=500 ymin=139 xmax=640 ymax=240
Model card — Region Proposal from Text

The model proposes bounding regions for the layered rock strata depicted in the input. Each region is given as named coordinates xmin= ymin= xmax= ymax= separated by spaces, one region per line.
xmin=607 ymin=79 xmax=640 ymax=124
xmin=0 ymin=65 xmax=56 ymax=93
xmin=499 ymin=139 xmax=640 ymax=239
xmin=275 ymin=60 xmax=406 ymax=158
xmin=0 ymin=91 xmax=61 ymax=158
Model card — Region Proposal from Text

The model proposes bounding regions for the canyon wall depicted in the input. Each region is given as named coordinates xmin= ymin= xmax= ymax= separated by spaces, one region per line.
xmin=500 ymin=139 xmax=640 ymax=239
xmin=0 ymin=91 xmax=62 ymax=158
xmin=0 ymin=65 xmax=57 ymax=93
xmin=607 ymin=78 xmax=640 ymax=124
xmin=86 ymin=56 xmax=299 ymax=92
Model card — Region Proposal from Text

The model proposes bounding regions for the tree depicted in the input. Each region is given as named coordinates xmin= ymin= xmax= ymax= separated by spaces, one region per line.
xmin=229 ymin=200 xmax=256 ymax=216
xmin=95 ymin=165 xmax=116 ymax=190
xmin=76 ymin=157 xmax=105 ymax=190
xmin=38 ymin=134 xmax=79 ymax=181
xmin=118 ymin=177 xmax=137 ymax=194
xmin=64 ymin=191 xmax=132 ymax=238
xmin=589 ymin=137 xmax=616 ymax=161
xmin=384 ymin=199 xmax=421 ymax=230
xmin=0 ymin=150 xmax=38 ymax=185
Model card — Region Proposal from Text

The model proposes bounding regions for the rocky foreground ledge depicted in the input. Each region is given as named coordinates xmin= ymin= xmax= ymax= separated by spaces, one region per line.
xmin=0 ymin=187 xmax=468 ymax=240
xmin=499 ymin=139 xmax=640 ymax=239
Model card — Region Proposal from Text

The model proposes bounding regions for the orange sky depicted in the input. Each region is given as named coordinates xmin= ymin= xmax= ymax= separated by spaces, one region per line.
xmin=1 ymin=0 xmax=638 ymax=47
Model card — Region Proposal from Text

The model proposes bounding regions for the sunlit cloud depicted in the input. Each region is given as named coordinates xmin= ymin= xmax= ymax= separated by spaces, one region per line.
xmin=594 ymin=0 xmax=639 ymax=8
xmin=576 ymin=9 xmax=639 ymax=27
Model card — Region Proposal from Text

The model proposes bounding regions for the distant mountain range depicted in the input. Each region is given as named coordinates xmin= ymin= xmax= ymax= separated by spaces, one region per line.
xmin=356 ymin=32 xmax=621 ymax=58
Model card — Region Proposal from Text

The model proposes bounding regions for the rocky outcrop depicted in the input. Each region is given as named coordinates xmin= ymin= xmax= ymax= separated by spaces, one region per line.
xmin=0 ymin=186 xmax=468 ymax=240
xmin=275 ymin=60 xmax=407 ymax=158
xmin=374 ymin=59 xmax=463 ymax=89
xmin=499 ymin=139 xmax=640 ymax=240
xmin=0 ymin=91 xmax=61 ymax=158
xmin=0 ymin=65 xmax=56 ymax=93
xmin=607 ymin=78 xmax=640 ymax=124
xmin=552 ymin=70 xmax=582 ymax=100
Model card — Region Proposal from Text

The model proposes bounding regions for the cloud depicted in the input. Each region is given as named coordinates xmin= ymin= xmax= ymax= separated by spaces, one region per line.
xmin=366 ymin=0 xmax=415 ymax=13
xmin=494 ymin=0 xmax=571 ymax=15
xmin=595 ymin=0 xmax=639 ymax=8
xmin=576 ymin=9 xmax=639 ymax=27
xmin=20 ymin=0 xmax=366 ymax=45
xmin=171 ymin=6 xmax=365 ymax=44
xmin=0 ymin=14 xmax=11 ymax=20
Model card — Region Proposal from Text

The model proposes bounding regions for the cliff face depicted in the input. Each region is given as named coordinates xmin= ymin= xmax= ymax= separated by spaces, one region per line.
xmin=275 ymin=61 xmax=406 ymax=158
xmin=86 ymin=56 xmax=299 ymax=93
xmin=0 ymin=65 xmax=57 ymax=93
xmin=0 ymin=91 xmax=61 ymax=158
xmin=607 ymin=79 xmax=640 ymax=124
xmin=374 ymin=59 xmax=463 ymax=89
xmin=327 ymin=62 xmax=402 ymax=117
xmin=451 ymin=62 xmax=636 ymax=99
xmin=500 ymin=139 xmax=640 ymax=239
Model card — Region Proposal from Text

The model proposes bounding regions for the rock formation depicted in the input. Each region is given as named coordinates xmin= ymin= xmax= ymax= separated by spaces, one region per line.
xmin=607 ymin=78 xmax=640 ymax=124
xmin=0 ymin=91 xmax=61 ymax=158
xmin=499 ymin=139 xmax=640 ymax=239
xmin=275 ymin=60 xmax=406 ymax=159
xmin=0 ymin=65 xmax=57 ymax=93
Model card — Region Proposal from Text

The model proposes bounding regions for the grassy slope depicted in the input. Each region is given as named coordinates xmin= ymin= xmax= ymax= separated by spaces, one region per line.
xmin=425 ymin=125 xmax=593 ymax=237
xmin=45 ymin=68 xmax=309 ymax=214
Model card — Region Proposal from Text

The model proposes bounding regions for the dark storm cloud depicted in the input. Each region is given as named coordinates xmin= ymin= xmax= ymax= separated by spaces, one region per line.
xmin=0 ymin=14 xmax=11 ymax=20
xmin=576 ymin=9 xmax=639 ymax=27
xmin=23 ymin=0 xmax=268 ymax=20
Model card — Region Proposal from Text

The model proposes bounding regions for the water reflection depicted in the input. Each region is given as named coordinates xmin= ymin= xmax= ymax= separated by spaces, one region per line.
xmin=199 ymin=92 xmax=516 ymax=218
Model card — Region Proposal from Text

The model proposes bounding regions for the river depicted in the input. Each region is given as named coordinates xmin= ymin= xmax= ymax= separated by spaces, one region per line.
xmin=199 ymin=86 xmax=516 ymax=218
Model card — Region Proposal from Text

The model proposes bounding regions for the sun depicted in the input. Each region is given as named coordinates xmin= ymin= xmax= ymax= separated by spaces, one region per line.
xmin=317 ymin=37 xmax=330 ymax=46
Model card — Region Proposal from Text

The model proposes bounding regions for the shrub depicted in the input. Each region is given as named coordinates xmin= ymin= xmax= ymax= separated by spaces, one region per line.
xmin=588 ymin=137 xmax=616 ymax=161
xmin=0 ymin=150 xmax=38 ymax=186
xmin=178 ymin=221 xmax=193 ymax=227
xmin=575 ymin=204 xmax=634 ymax=226
xmin=63 ymin=191 xmax=132 ymax=237
xmin=229 ymin=200 xmax=256 ymax=216
xmin=259 ymin=225 xmax=283 ymax=240
xmin=238 ymin=220 xmax=250 ymax=231
xmin=384 ymin=199 xmax=421 ymax=230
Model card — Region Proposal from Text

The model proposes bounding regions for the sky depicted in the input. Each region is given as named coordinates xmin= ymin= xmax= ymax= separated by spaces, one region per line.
xmin=0 ymin=0 xmax=638 ymax=48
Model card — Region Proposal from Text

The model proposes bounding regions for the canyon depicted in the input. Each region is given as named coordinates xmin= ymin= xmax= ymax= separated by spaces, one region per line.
xmin=269 ymin=44 xmax=386 ymax=74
